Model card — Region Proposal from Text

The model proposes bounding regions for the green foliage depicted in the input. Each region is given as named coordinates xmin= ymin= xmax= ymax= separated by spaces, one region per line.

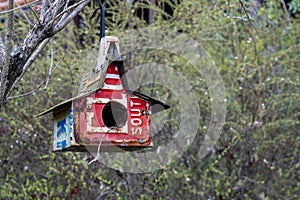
xmin=288 ymin=0 xmax=300 ymax=13
xmin=0 ymin=0 xmax=300 ymax=199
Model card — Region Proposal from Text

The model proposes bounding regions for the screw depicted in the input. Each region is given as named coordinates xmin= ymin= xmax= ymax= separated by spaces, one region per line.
xmin=139 ymin=139 xmax=144 ymax=144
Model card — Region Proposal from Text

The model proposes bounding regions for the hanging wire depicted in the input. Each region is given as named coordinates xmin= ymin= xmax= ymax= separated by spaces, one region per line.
xmin=90 ymin=0 xmax=106 ymax=41
xmin=88 ymin=129 xmax=110 ymax=165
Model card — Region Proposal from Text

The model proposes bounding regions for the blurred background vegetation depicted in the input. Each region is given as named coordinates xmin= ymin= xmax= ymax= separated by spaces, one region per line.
xmin=0 ymin=0 xmax=299 ymax=199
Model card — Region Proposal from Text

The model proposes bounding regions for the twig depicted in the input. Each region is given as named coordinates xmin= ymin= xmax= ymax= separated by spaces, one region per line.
xmin=8 ymin=55 xmax=64 ymax=100
xmin=238 ymin=0 xmax=258 ymax=34
xmin=44 ymin=38 xmax=54 ymax=89
xmin=53 ymin=0 xmax=91 ymax=33
xmin=54 ymin=0 xmax=87 ymax=22
xmin=6 ymin=38 xmax=51 ymax=98
xmin=14 ymin=0 xmax=34 ymax=25
xmin=5 ymin=0 xmax=90 ymax=99
xmin=40 ymin=0 xmax=49 ymax=22
xmin=0 ymin=0 xmax=39 ymax=15
xmin=63 ymin=0 xmax=70 ymax=11
xmin=55 ymin=0 xmax=70 ymax=24
xmin=280 ymin=0 xmax=291 ymax=23
xmin=24 ymin=0 xmax=41 ymax=24
xmin=49 ymin=0 xmax=61 ymax=26
xmin=228 ymin=15 xmax=249 ymax=22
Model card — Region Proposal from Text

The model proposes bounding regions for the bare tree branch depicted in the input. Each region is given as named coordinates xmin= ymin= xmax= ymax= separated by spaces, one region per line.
xmin=8 ymin=55 xmax=64 ymax=100
xmin=24 ymin=0 xmax=41 ymax=24
xmin=53 ymin=0 xmax=90 ymax=33
xmin=280 ymin=0 xmax=291 ymax=23
xmin=0 ymin=0 xmax=91 ymax=105
xmin=0 ymin=0 xmax=14 ymax=105
xmin=239 ymin=0 xmax=259 ymax=33
xmin=0 ymin=39 xmax=5 ymax=67
xmin=14 ymin=0 xmax=34 ymax=25
xmin=6 ymin=38 xmax=51 ymax=98
xmin=40 ymin=0 xmax=50 ymax=22
xmin=44 ymin=38 xmax=54 ymax=89
xmin=48 ymin=0 xmax=63 ymax=27
xmin=0 ymin=0 xmax=39 ymax=14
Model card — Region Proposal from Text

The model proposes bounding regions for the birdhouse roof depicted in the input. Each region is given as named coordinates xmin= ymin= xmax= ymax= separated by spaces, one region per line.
xmin=37 ymin=60 xmax=170 ymax=117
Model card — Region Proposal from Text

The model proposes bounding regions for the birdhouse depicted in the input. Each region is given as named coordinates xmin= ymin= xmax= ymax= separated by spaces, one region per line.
xmin=38 ymin=36 xmax=170 ymax=152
